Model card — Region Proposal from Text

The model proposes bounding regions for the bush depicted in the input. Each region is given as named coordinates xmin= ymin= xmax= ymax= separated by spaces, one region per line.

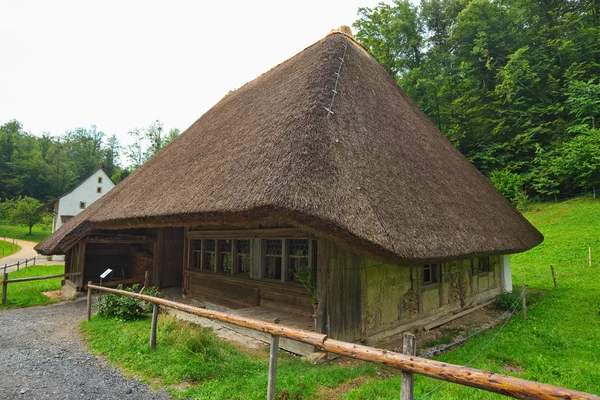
xmin=489 ymin=169 xmax=529 ymax=210
xmin=494 ymin=291 xmax=523 ymax=312
xmin=96 ymin=284 xmax=161 ymax=321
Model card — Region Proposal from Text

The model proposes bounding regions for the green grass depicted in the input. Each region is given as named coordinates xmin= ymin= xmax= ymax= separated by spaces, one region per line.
xmin=0 ymin=240 xmax=21 ymax=258
xmin=81 ymin=197 xmax=600 ymax=399
xmin=81 ymin=315 xmax=381 ymax=399
xmin=0 ymin=265 xmax=65 ymax=309
xmin=0 ymin=224 xmax=52 ymax=243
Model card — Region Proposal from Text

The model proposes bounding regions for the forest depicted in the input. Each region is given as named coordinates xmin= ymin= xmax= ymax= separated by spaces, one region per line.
xmin=354 ymin=0 xmax=599 ymax=205
xmin=0 ymin=120 xmax=179 ymax=203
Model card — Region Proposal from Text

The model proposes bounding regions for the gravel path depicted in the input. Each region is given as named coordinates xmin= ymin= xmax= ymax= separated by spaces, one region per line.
xmin=0 ymin=299 xmax=172 ymax=400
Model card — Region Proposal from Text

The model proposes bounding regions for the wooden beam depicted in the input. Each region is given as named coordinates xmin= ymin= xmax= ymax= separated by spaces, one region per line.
xmin=187 ymin=228 xmax=311 ymax=240
xmin=281 ymin=239 xmax=289 ymax=282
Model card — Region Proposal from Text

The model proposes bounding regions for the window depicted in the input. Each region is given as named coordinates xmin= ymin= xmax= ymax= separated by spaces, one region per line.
xmin=238 ymin=240 xmax=251 ymax=275
xmin=190 ymin=240 xmax=202 ymax=269
xmin=265 ymin=239 xmax=282 ymax=279
xmin=288 ymin=239 xmax=309 ymax=282
xmin=423 ymin=264 xmax=439 ymax=284
xmin=220 ymin=240 xmax=233 ymax=273
xmin=98 ymin=177 xmax=103 ymax=184
xmin=79 ymin=202 xmax=86 ymax=209
xmin=479 ymin=257 xmax=490 ymax=273
xmin=204 ymin=239 xmax=216 ymax=270
xmin=97 ymin=187 xmax=102 ymax=193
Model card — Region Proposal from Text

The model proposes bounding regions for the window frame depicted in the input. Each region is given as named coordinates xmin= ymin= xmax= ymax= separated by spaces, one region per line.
xmin=185 ymin=232 xmax=317 ymax=287
xmin=423 ymin=264 xmax=439 ymax=285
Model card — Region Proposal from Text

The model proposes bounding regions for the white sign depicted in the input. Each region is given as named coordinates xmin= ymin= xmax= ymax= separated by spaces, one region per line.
xmin=100 ymin=269 xmax=113 ymax=279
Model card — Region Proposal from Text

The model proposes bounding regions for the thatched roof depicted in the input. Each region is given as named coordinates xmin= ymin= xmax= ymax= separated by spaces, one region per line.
xmin=35 ymin=30 xmax=542 ymax=263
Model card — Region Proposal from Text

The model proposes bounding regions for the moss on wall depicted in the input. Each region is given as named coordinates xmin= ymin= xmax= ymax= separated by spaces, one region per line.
xmin=363 ymin=260 xmax=411 ymax=332
xmin=362 ymin=255 xmax=503 ymax=336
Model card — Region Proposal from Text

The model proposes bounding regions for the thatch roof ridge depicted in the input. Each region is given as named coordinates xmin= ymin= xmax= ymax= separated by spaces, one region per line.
xmin=35 ymin=32 xmax=543 ymax=261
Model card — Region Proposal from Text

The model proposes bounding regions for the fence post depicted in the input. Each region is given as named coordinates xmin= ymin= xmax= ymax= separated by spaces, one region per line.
xmin=521 ymin=279 xmax=527 ymax=320
xmin=87 ymin=281 xmax=93 ymax=321
xmin=144 ymin=270 xmax=150 ymax=289
xmin=2 ymin=272 xmax=7 ymax=304
xmin=401 ymin=332 xmax=416 ymax=400
xmin=150 ymin=303 xmax=159 ymax=349
xmin=17 ymin=261 xmax=20 ymax=271
xmin=550 ymin=265 xmax=557 ymax=288
xmin=267 ymin=317 xmax=281 ymax=400
xmin=25 ymin=259 xmax=28 ymax=268
xmin=33 ymin=256 xmax=36 ymax=266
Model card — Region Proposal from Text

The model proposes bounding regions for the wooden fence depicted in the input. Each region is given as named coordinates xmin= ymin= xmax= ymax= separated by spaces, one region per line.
xmin=1 ymin=272 xmax=81 ymax=304
xmin=2 ymin=256 xmax=37 ymax=274
xmin=86 ymin=283 xmax=599 ymax=400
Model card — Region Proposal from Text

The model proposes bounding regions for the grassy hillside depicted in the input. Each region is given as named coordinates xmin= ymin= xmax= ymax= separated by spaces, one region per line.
xmin=0 ymin=240 xmax=21 ymax=258
xmin=0 ymin=224 xmax=52 ymax=243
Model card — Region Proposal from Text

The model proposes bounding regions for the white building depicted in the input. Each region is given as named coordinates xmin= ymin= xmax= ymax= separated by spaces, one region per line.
xmin=43 ymin=167 xmax=115 ymax=233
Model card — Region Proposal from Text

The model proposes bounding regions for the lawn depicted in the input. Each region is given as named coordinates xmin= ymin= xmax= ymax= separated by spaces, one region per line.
xmin=0 ymin=239 xmax=21 ymax=258
xmin=0 ymin=224 xmax=52 ymax=243
xmin=82 ymin=315 xmax=381 ymax=399
xmin=0 ymin=265 xmax=65 ymax=309
xmin=81 ymin=197 xmax=600 ymax=399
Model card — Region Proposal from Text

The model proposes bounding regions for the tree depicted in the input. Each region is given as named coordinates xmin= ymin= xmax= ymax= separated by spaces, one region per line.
xmin=126 ymin=120 xmax=180 ymax=169
xmin=64 ymin=126 xmax=105 ymax=181
xmin=489 ymin=169 xmax=528 ymax=210
xmin=8 ymin=196 xmax=44 ymax=235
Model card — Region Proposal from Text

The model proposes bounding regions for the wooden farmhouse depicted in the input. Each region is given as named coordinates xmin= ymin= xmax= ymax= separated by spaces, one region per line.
xmin=36 ymin=28 xmax=542 ymax=352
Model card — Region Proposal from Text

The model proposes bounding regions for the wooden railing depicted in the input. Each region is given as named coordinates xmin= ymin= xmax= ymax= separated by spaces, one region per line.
xmin=86 ymin=283 xmax=599 ymax=400
xmin=2 ymin=256 xmax=36 ymax=274
xmin=1 ymin=272 xmax=81 ymax=304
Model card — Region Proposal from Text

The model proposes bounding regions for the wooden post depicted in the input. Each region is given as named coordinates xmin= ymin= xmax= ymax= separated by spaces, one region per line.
xmin=521 ymin=279 xmax=527 ymax=320
xmin=33 ymin=256 xmax=36 ymax=265
xmin=589 ymin=247 xmax=592 ymax=267
xmin=25 ymin=259 xmax=28 ymax=268
xmin=2 ymin=272 xmax=7 ymax=304
xmin=87 ymin=281 xmax=93 ymax=321
xmin=150 ymin=303 xmax=159 ymax=349
xmin=16 ymin=261 xmax=20 ymax=271
xmin=267 ymin=317 xmax=280 ymax=400
xmin=144 ymin=270 xmax=150 ymax=289
xmin=550 ymin=265 xmax=557 ymax=288
xmin=401 ymin=333 xmax=416 ymax=400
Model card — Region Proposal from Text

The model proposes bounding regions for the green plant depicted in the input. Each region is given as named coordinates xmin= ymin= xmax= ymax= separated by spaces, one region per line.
xmin=96 ymin=284 xmax=161 ymax=321
xmin=494 ymin=290 xmax=524 ymax=311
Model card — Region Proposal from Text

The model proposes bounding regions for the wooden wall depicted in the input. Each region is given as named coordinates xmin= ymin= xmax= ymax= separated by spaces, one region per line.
xmin=184 ymin=270 xmax=313 ymax=316
xmin=154 ymin=227 xmax=184 ymax=287
xmin=317 ymin=239 xmax=363 ymax=343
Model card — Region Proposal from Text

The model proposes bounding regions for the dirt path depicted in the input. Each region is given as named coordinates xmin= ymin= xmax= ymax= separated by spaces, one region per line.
xmin=0 ymin=299 xmax=172 ymax=399
xmin=0 ymin=238 xmax=63 ymax=273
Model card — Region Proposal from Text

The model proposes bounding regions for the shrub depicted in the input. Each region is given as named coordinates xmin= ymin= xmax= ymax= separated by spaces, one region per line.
xmin=96 ymin=284 xmax=161 ymax=321
xmin=494 ymin=291 xmax=523 ymax=312
xmin=489 ymin=169 xmax=529 ymax=211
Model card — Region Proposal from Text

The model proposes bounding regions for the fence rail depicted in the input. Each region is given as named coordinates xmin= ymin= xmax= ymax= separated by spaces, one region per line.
xmin=2 ymin=256 xmax=37 ymax=274
xmin=1 ymin=272 xmax=81 ymax=304
xmin=87 ymin=283 xmax=599 ymax=400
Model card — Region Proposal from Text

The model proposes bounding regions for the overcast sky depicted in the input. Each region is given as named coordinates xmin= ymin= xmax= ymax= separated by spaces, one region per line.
xmin=0 ymin=0 xmax=386 ymax=146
